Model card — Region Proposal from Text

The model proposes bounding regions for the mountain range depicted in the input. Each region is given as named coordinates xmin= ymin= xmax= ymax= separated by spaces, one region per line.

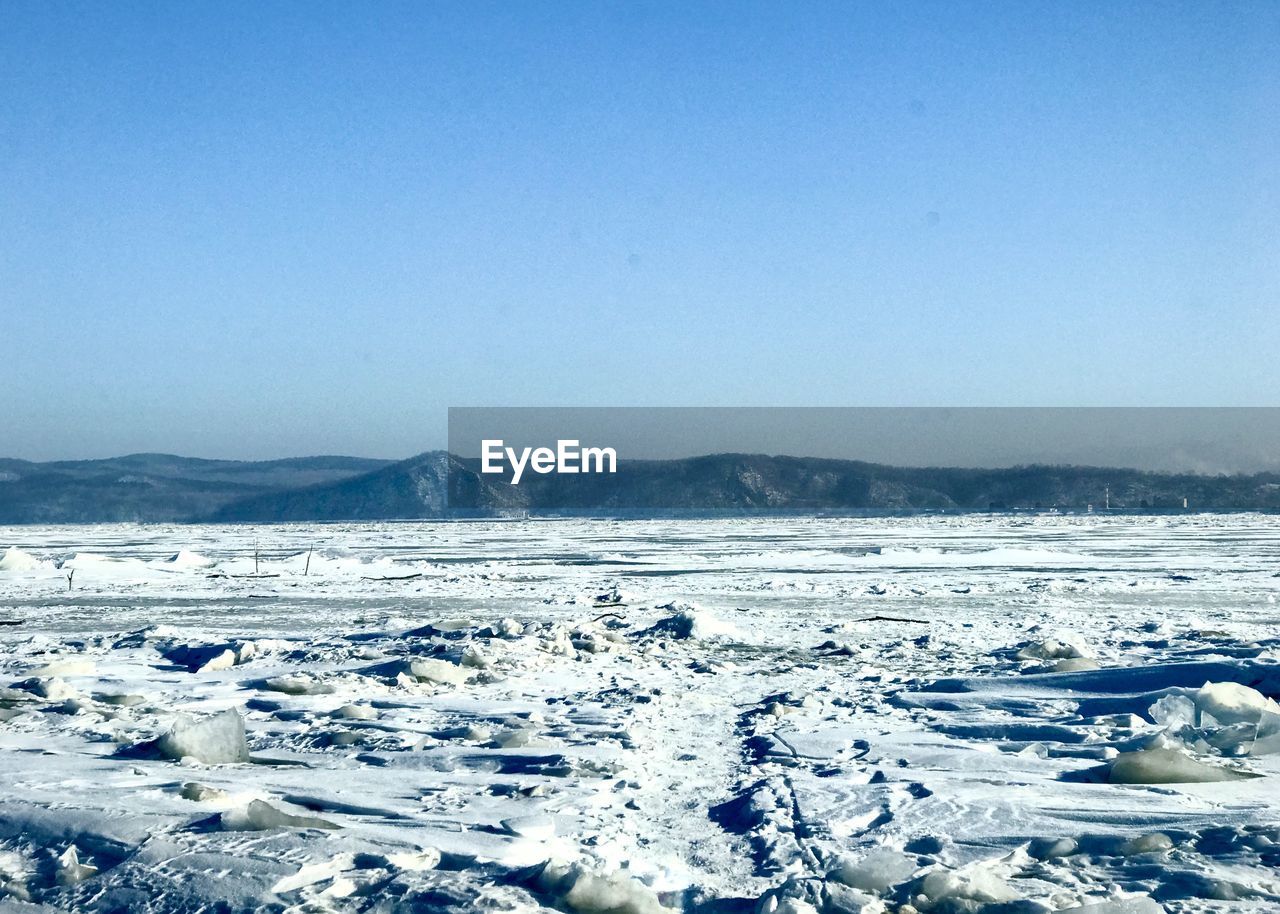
xmin=0 ymin=454 xmax=390 ymax=524
xmin=3 ymin=451 xmax=1279 ymax=523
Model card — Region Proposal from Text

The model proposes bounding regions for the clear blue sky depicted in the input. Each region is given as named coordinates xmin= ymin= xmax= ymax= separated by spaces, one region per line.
xmin=2 ymin=1 xmax=1276 ymax=460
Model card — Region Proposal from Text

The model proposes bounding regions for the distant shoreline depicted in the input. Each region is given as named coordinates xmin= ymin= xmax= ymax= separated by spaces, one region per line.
xmin=3 ymin=451 xmax=1279 ymax=524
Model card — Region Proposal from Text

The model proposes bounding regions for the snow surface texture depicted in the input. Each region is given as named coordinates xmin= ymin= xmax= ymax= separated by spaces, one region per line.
xmin=1 ymin=516 xmax=1279 ymax=912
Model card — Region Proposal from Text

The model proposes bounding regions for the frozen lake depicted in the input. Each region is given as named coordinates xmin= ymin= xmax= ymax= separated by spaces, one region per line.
xmin=1 ymin=516 xmax=1278 ymax=912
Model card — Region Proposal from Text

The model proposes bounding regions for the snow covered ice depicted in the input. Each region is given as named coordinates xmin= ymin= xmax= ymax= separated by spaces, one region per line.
xmin=1 ymin=515 xmax=1279 ymax=912
xmin=154 ymin=708 xmax=250 ymax=764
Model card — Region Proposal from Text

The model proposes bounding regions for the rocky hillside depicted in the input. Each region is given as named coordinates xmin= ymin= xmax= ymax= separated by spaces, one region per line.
xmin=208 ymin=452 xmax=1280 ymax=520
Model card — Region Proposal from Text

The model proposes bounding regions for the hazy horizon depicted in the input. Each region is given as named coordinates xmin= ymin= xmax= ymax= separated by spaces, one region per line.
xmin=7 ymin=407 xmax=1280 ymax=476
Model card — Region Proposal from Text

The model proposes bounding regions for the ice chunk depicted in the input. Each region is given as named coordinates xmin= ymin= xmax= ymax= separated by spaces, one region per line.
xmin=220 ymin=799 xmax=339 ymax=831
xmin=407 ymin=658 xmax=471 ymax=686
xmin=648 ymin=603 xmax=738 ymax=640
xmin=0 ymin=547 xmax=44 ymax=572
xmin=537 ymin=862 xmax=669 ymax=914
xmin=20 ymin=677 xmax=81 ymax=701
xmin=918 ymin=866 xmax=1018 ymax=908
xmin=494 ymin=617 xmax=524 ymax=638
xmin=494 ymin=727 xmax=539 ymax=748
xmin=29 ymin=658 xmax=95 ymax=677
xmin=461 ymin=644 xmax=491 ymax=668
xmin=1028 ymin=837 xmax=1077 ymax=860
xmin=829 ymin=848 xmax=917 ymax=894
xmin=0 ymin=851 xmax=31 ymax=901
xmin=262 ymin=674 xmax=335 ymax=695
xmin=196 ymin=648 xmax=237 ymax=673
xmin=331 ymin=703 xmax=377 ymax=720
xmin=1149 ymin=680 xmax=1280 ymax=757
xmin=1123 ymin=833 xmax=1173 ymax=855
xmin=157 ymin=708 xmax=250 ymax=764
xmin=386 ymin=848 xmax=442 ymax=871
xmin=502 ymin=815 xmax=556 ymax=840
xmin=1253 ymin=706 xmax=1280 ymax=755
xmin=0 ymin=685 xmax=35 ymax=703
xmin=457 ymin=724 xmax=490 ymax=742
xmin=163 ymin=640 xmax=269 ymax=673
xmin=573 ymin=631 xmax=614 ymax=654
xmin=1015 ymin=633 xmax=1091 ymax=661
xmin=180 ymin=782 xmax=229 ymax=802
xmin=56 ymin=846 xmax=98 ymax=886
xmin=270 ymin=853 xmax=358 ymax=894
xmin=1194 ymin=681 xmax=1280 ymax=727
xmin=1107 ymin=748 xmax=1256 ymax=784
xmin=594 ymin=585 xmax=630 ymax=605
xmin=1151 ymin=681 xmax=1279 ymax=730
xmin=822 ymin=884 xmax=887 ymax=914
xmin=235 ymin=639 xmax=287 ymax=663
xmin=1149 ymin=693 xmax=1196 ymax=729
xmin=541 ymin=629 xmax=576 ymax=656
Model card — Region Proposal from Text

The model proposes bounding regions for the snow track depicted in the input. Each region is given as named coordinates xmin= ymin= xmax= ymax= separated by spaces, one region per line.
xmin=1 ymin=516 xmax=1279 ymax=912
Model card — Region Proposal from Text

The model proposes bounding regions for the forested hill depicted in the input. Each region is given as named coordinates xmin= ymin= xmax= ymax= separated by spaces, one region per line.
xmin=5 ymin=451 xmax=1279 ymax=523
xmin=0 ymin=454 xmax=391 ymax=523
xmin=207 ymin=452 xmax=1280 ymax=521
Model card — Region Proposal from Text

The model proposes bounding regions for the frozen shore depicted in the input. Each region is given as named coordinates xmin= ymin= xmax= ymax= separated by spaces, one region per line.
xmin=1 ymin=516 xmax=1278 ymax=912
